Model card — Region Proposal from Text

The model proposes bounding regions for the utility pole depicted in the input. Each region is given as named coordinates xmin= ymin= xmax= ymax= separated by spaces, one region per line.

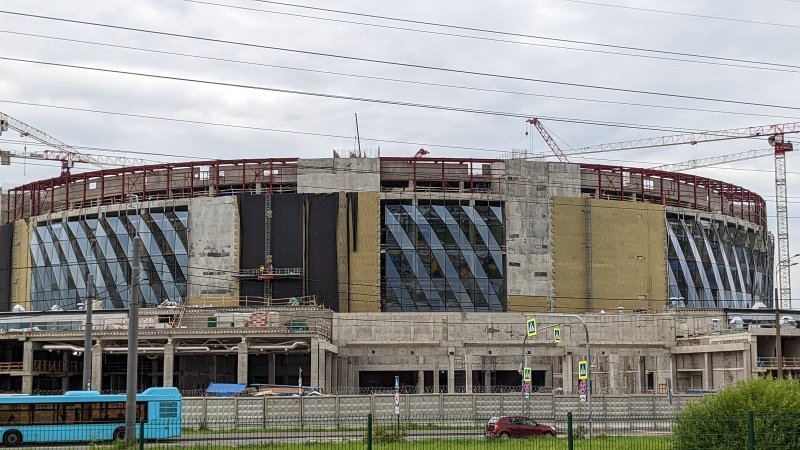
xmin=82 ymin=274 xmax=94 ymax=390
xmin=125 ymin=237 xmax=142 ymax=446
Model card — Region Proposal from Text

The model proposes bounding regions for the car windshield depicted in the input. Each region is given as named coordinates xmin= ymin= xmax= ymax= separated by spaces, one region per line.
xmin=487 ymin=417 xmax=499 ymax=425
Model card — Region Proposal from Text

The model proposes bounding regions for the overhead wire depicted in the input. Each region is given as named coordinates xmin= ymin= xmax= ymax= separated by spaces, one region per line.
xmin=170 ymin=0 xmax=800 ymax=74
xmin=0 ymin=10 xmax=799 ymax=112
xmin=4 ymin=30 xmax=800 ymax=123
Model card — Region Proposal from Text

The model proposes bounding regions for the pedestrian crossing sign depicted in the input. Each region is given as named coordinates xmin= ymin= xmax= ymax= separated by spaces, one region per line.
xmin=553 ymin=327 xmax=561 ymax=343
xmin=526 ymin=317 xmax=537 ymax=337
xmin=523 ymin=367 xmax=532 ymax=382
xmin=578 ymin=360 xmax=589 ymax=380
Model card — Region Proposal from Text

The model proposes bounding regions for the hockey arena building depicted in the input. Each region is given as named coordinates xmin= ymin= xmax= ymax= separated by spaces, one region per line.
xmin=0 ymin=156 xmax=794 ymax=396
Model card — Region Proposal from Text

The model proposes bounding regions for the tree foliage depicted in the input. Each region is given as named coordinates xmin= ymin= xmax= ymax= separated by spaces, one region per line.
xmin=673 ymin=377 xmax=800 ymax=449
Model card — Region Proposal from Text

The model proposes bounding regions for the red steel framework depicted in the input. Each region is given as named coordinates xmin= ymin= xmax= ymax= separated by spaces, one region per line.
xmin=4 ymin=158 xmax=767 ymax=228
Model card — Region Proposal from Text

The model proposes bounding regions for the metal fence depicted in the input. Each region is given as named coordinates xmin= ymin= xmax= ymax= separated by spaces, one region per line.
xmin=3 ymin=413 xmax=798 ymax=449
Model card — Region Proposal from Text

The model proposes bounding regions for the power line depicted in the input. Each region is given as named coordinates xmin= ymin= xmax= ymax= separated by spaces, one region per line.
xmin=0 ymin=10 xmax=799 ymax=112
xmin=229 ymin=0 xmax=800 ymax=69
xmin=172 ymin=0 xmax=800 ymax=74
xmin=557 ymin=0 xmax=800 ymax=31
xmin=0 ymin=56 xmax=736 ymax=135
xmin=4 ymin=29 xmax=800 ymax=123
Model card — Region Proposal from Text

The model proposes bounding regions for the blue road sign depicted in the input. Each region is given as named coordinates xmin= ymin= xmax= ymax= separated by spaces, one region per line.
xmin=527 ymin=317 xmax=537 ymax=337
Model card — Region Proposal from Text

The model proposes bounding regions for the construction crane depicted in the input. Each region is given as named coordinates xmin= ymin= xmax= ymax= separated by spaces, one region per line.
xmin=413 ymin=148 xmax=430 ymax=158
xmin=0 ymin=111 xmax=148 ymax=175
xmin=526 ymin=118 xmax=570 ymax=163
xmin=557 ymin=121 xmax=800 ymax=309
xmin=650 ymin=148 xmax=774 ymax=172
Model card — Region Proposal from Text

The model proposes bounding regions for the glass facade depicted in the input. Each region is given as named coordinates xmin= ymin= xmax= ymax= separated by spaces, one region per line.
xmin=29 ymin=208 xmax=189 ymax=310
xmin=382 ymin=202 xmax=505 ymax=312
xmin=666 ymin=214 xmax=773 ymax=308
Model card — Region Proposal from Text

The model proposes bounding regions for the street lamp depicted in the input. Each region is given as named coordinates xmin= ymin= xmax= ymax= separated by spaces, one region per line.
xmin=125 ymin=194 xmax=143 ymax=446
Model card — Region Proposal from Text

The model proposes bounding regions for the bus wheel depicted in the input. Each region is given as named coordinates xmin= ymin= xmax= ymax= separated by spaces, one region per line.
xmin=113 ymin=427 xmax=126 ymax=441
xmin=2 ymin=430 xmax=22 ymax=447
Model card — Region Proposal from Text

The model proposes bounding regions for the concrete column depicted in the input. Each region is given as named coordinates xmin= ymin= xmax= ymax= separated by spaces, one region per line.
xmin=237 ymin=339 xmax=248 ymax=385
xmin=22 ymin=340 xmax=34 ymax=394
xmin=417 ymin=369 xmax=425 ymax=393
xmin=465 ymin=355 xmax=473 ymax=393
xmin=637 ymin=356 xmax=646 ymax=393
xmin=325 ymin=352 xmax=332 ymax=392
xmin=91 ymin=343 xmax=103 ymax=391
xmin=318 ymin=348 xmax=327 ymax=391
xmin=311 ymin=338 xmax=320 ymax=388
xmin=608 ymin=354 xmax=618 ymax=393
xmin=484 ymin=368 xmax=492 ymax=393
xmin=163 ymin=342 xmax=174 ymax=387
xmin=704 ymin=353 xmax=713 ymax=390
xmin=563 ymin=354 xmax=574 ymax=392
xmin=61 ymin=352 xmax=70 ymax=392
xmin=331 ymin=356 xmax=338 ymax=389
xmin=744 ymin=342 xmax=753 ymax=378
xmin=447 ymin=352 xmax=455 ymax=394
xmin=268 ymin=354 xmax=276 ymax=384
xmin=433 ymin=361 xmax=440 ymax=393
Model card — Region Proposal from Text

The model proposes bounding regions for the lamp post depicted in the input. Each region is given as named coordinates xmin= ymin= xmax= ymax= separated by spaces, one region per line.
xmin=81 ymin=272 xmax=94 ymax=391
xmin=125 ymin=194 xmax=142 ymax=446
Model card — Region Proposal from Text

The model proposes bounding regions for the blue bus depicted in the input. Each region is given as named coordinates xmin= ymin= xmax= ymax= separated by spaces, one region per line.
xmin=0 ymin=387 xmax=181 ymax=447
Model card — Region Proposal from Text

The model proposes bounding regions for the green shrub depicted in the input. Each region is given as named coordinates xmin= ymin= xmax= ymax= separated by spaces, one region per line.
xmin=373 ymin=426 xmax=407 ymax=443
xmin=673 ymin=377 xmax=800 ymax=450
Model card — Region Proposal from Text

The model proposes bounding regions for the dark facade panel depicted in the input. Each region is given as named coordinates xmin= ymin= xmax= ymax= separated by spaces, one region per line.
xmin=238 ymin=194 xmax=266 ymax=271
xmin=271 ymin=194 xmax=303 ymax=268
xmin=0 ymin=223 xmax=13 ymax=312
xmin=307 ymin=194 xmax=339 ymax=311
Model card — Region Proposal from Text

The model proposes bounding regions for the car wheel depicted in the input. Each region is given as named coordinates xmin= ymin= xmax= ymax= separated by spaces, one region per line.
xmin=113 ymin=427 xmax=127 ymax=441
xmin=543 ymin=431 xmax=555 ymax=437
xmin=500 ymin=432 xmax=510 ymax=439
xmin=3 ymin=430 xmax=22 ymax=447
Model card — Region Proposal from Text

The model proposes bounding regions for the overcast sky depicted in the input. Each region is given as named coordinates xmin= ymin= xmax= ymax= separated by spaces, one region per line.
xmin=1 ymin=0 xmax=799 ymax=307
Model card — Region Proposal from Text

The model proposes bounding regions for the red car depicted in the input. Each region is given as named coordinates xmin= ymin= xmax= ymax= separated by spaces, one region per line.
xmin=485 ymin=416 xmax=557 ymax=438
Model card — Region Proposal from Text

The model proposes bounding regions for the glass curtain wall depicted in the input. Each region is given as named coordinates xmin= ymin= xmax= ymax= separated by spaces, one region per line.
xmin=29 ymin=208 xmax=189 ymax=310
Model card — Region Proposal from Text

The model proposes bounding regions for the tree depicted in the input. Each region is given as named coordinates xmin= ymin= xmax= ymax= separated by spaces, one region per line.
xmin=673 ymin=377 xmax=800 ymax=449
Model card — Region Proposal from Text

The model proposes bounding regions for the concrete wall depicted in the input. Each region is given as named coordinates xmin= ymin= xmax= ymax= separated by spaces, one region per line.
xmin=552 ymin=198 xmax=668 ymax=313
xmin=501 ymin=161 xmax=581 ymax=311
xmin=187 ymin=197 xmax=240 ymax=306
xmin=333 ymin=312 xmax=680 ymax=393
xmin=297 ymin=158 xmax=380 ymax=193
xmin=181 ymin=392 xmax=694 ymax=424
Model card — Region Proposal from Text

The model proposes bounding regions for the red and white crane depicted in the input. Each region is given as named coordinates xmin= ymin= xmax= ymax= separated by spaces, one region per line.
xmin=0 ymin=111 xmax=148 ymax=175
xmin=529 ymin=118 xmax=799 ymax=309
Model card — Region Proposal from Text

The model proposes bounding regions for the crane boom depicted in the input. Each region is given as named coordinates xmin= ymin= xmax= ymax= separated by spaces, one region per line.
xmin=0 ymin=112 xmax=148 ymax=174
xmin=651 ymin=148 xmax=774 ymax=172
xmin=562 ymin=121 xmax=800 ymax=156
xmin=527 ymin=118 xmax=570 ymax=163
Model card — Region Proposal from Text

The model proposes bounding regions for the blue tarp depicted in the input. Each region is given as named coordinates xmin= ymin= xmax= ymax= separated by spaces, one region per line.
xmin=206 ymin=383 xmax=247 ymax=397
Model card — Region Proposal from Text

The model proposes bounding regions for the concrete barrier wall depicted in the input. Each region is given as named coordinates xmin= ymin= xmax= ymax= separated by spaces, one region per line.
xmin=182 ymin=393 xmax=697 ymax=425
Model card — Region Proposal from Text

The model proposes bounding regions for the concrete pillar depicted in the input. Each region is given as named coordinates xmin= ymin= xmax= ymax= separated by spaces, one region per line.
xmin=318 ymin=348 xmax=327 ymax=391
xmin=744 ymin=342 xmax=753 ymax=379
xmin=268 ymin=354 xmax=276 ymax=384
xmin=163 ymin=342 xmax=174 ymax=387
xmin=704 ymin=353 xmax=713 ymax=390
xmin=331 ymin=356 xmax=338 ymax=389
xmin=637 ymin=356 xmax=646 ymax=393
xmin=237 ymin=339 xmax=248 ymax=385
xmin=91 ymin=343 xmax=103 ymax=391
xmin=417 ymin=369 xmax=425 ymax=393
xmin=484 ymin=368 xmax=492 ymax=393
xmin=465 ymin=355 xmax=473 ymax=393
xmin=61 ymin=352 xmax=70 ymax=392
xmin=447 ymin=352 xmax=455 ymax=394
xmin=563 ymin=354 xmax=574 ymax=392
xmin=22 ymin=340 xmax=34 ymax=394
xmin=325 ymin=352 xmax=332 ymax=392
xmin=608 ymin=354 xmax=618 ymax=393
xmin=433 ymin=361 xmax=440 ymax=393
xmin=311 ymin=338 xmax=320 ymax=388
